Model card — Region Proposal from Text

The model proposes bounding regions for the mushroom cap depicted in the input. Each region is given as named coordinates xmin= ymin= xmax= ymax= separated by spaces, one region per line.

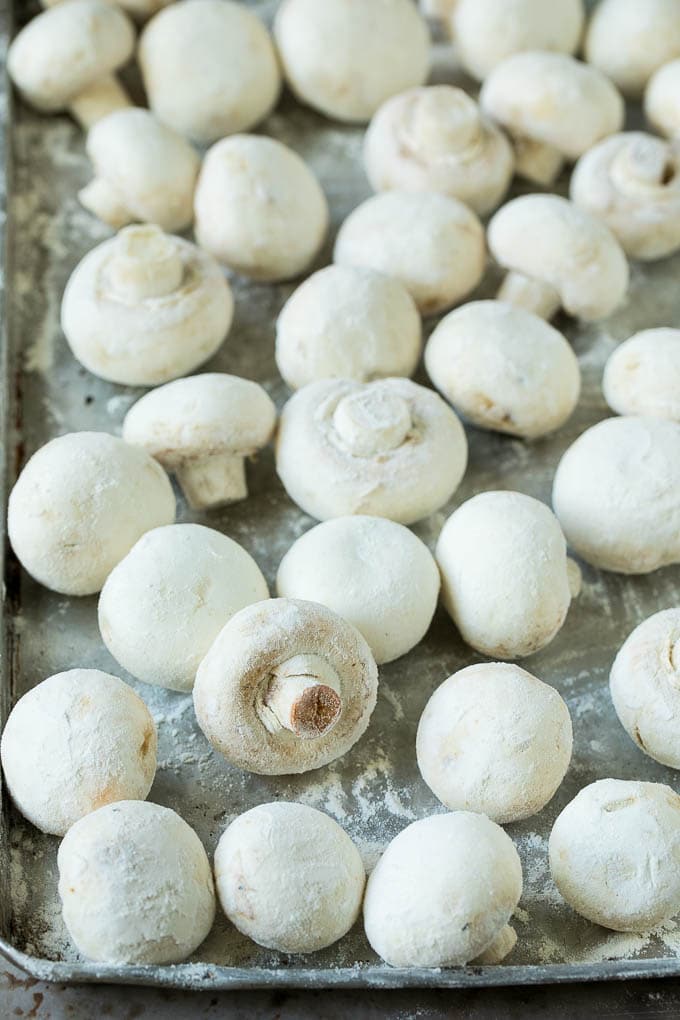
xmin=603 ymin=328 xmax=680 ymax=421
xmin=122 ymin=373 xmax=276 ymax=470
xmin=58 ymin=800 xmax=215 ymax=964
xmin=417 ymin=663 xmax=572 ymax=824
xmin=549 ymin=779 xmax=680 ymax=931
xmin=645 ymin=58 xmax=680 ymax=139
xmin=273 ymin=0 xmax=430 ymax=124
xmin=276 ymin=515 xmax=440 ymax=664
xmin=435 ymin=491 xmax=573 ymax=659
xmin=41 ymin=0 xmax=174 ymax=23
xmin=488 ymin=194 xmax=629 ymax=321
xmin=85 ymin=109 xmax=201 ymax=232
xmin=8 ymin=431 xmax=175 ymax=596
xmin=214 ymin=802 xmax=365 ymax=953
xmin=363 ymin=812 xmax=523 ymax=968
xmin=0 ymin=669 xmax=157 ymax=837
xmin=334 ymin=191 xmax=485 ymax=316
xmin=193 ymin=598 xmax=379 ymax=775
xmin=8 ymin=0 xmax=135 ymax=112
xmin=275 ymin=265 xmax=421 ymax=391
xmin=61 ymin=228 xmax=234 ymax=387
xmin=480 ymin=52 xmax=624 ymax=160
xmin=363 ymin=86 xmax=514 ymax=216
xmin=194 ymin=135 xmax=329 ymax=282
xmin=585 ymin=0 xmax=680 ymax=98
xmin=425 ymin=301 xmax=580 ymax=439
xmin=552 ymin=416 xmax=680 ymax=573
xmin=276 ymin=377 xmax=468 ymax=526
xmin=99 ymin=524 xmax=269 ymax=693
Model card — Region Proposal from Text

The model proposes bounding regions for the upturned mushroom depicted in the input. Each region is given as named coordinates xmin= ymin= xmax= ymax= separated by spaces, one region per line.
xmin=8 ymin=0 xmax=135 ymax=129
xmin=61 ymin=224 xmax=234 ymax=387
xmin=487 ymin=195 xmax=629 ymax=321
xmin=480 ymin=52 xmax=624 ymax=185
xmin=276 ymin=378 xmax=468 ymax=525
xmin=645 ymin=59 xmax=680 ymax=140
xmin=79 ymin=109 xmax=200 ymax=232
xmin=122 ymin=373 xmax=276 ymax=511
xmin=603 ymin=328 xmax=680 ymax=421
xmin=585 ymin=0 xmax=680 ymax=99
xmin=363 ymin=86 xmax=514 ymax=216
xmin=193 ymin=598 xmax=379 ymax=775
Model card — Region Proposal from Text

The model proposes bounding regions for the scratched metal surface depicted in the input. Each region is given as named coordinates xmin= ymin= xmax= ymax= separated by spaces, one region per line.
xmin=1 ymin=0 xmax=680 ymax=992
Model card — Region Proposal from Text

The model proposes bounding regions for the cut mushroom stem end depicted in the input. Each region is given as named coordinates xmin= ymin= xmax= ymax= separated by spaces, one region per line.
xmin=107 ymin=224 xmax=184 ymax=301
xmin=176 ymin=452 xmax=248 ymax=510
xmin=513 ymin=136 xmax=564 ymax=188
xmin=263 ymin=654 xmax=343 ymax=739
xmin=68 ymin=73 xmax=133 ymax=130
xmin=496 ymin=271 xmax=561 ymax=321
xmin=333 ymin=389 xmax=412 ymax=457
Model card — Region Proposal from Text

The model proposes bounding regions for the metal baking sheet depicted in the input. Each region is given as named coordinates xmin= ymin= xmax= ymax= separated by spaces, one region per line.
xmin=2 ymin=0 xmax=680 ymax=991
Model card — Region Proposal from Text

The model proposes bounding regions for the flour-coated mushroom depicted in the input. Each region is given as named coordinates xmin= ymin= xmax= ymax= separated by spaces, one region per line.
xmin=363 ymin=812 xmax=522 ymax=967
xmin=1 ymin=669 xmax=156 ymax=837
xmin=436 ymin=491 xmax=577 ymax=659
xmin=123 ymin=374 xmax=276 ymax=511
xmin=193 ymin=598 xmax=378 ymax=775
xmin=585 ymin=0 xmax=680 ymax=98
xmin=364 ymin=86 xmax=514 ymax=216
xmin=276 ymin=378 xmax=468 ymax=525
xmin=417 ymin=663 xmax=572 ymax=824
xmin=8 ymin=431 xmax=175 ymax=596
xmin=276 ymin=516 xmax=440 ymax=665
xmin=552 ymin=416 xmax=680 ymax=573
xmin=214 ymin=802 xmax=365 ymax=953
xmin=58 ymin=800 xmax=215 ymax=964
xmin=139 ymin=0 xmax=280 ymax=144
xmin=488 ymin=194 xmax=629 ymax=321
xmin=549 ymin=779 xmax=680 ymax=931
xmin=334 ymin=191 xmax=485 ymax=316
xmin=646 ymin=59 xmax=680 ymax=140
xmin=99 ymin=524 xmax=269 ymax=693
xmin=603 ymin=329 xmax=680 ymax=421
xmin=194 ymin=135 xmax=329 ymax=282
xmin=425 ymin=301 xmax=580 ymax=439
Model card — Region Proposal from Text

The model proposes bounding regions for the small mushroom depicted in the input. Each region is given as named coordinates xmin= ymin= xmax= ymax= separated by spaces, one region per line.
xmin=78 ymin=109 xmax=200 ymax=232
xmin=480 ymin=52 xmax=624 ymax=185
xmin=122 ymin=373 xmax=277 ymax=511
xmin=61 ymin=224 xmax=234 ymax=387
xmin=363 ymin=86 xmax=514 ymax=216
xmin=7 ymin=0 xmax=135 ymax=129
xmin=41 ymin=0 xmax=174 ymax=22
xmin=487 ymin=194 xmax=629 ymax=321
xmin=603 ymin=328 xmax=680 ymax=421
xmin=193 ymin=598 xmax=379 ymax=775
xmin=276 ymin=378 xmax=468 ymax=525
xmin=334 ymin=191 xmax=485 ymax=316
xmin=585 ymin=0 xmax=680 ymax=99
xmin=645 ymin=59 xmax=680 ymax=140
xmin=139 ymin=0 xmax=280 ymax=144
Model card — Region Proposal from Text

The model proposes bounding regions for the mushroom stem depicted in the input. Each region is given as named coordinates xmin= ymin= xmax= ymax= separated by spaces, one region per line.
xmin=176 ymin=453 xmax=247 ymax=510
xmin=513 ymin=135 xmax=564 ymax=187
xmin=333 ymin=389 xmax=412 ymax=457
xmin=567 ymin=558 xmax=582 ymax=599
xmin=472 ymin=925 xmax=517 ymax=965
xmin=68 ymin=74 xmax=133 ymax=130
xmin=79 ymin=176 xmax=134 ymax=230
xmin=107 ymin=224 xmax=184 ymax=301
xmin=263 ymin=654 xmax=343 ymax=739
xmin=497 ymin=271 xmax=561 ymax=320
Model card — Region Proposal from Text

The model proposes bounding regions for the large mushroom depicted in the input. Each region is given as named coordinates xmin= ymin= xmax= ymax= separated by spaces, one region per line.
xmin=585 ymin=0 xmax=680 ymax=99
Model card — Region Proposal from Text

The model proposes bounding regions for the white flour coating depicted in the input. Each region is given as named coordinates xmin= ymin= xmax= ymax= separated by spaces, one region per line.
xmin=603 ymin=328 xmax=680 ymax=421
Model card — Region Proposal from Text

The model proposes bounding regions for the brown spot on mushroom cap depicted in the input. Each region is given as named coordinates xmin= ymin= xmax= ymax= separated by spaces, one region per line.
xmin=290 ymin=684 xmax=342 ymax=739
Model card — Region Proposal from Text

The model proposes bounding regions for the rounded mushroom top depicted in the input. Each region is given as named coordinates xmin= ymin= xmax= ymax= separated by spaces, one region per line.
xmin=585 ymin=0 xmax=680 ymax=98
xmin=480 ymin=52 xmax=624 ymax=160
xmin=8 ymin=0 xmax=135 ymax=113
xmin=276 ymin=377 xmax=468 ymax=525
xmin=603 ymin=328 xmax=680 ymax=421
xmin=645 ymin=59 xmax=680 ymax=140
xmin=41 ymin=0 xmax=174 ymax=22
xmin=488 ymin=194 xmax=629 ymax=321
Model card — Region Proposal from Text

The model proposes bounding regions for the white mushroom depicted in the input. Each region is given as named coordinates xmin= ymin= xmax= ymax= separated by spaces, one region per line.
xmin=61 ymin=225 xmax=233 ymax=387
xmin=585 ymin=0 xmax=680 ymax=99
xmin=0 ymin=669 xmax=156 ymax=837
xmin=41 ymin=0 xmax=174 ymax=23
xmin=363 ymin=86 xmax=514 ymax=216
xmin=276 ymin=516 xmax=440 ymax=665
xmin=645 ymin=59 xmax=680 ymax=139
xmin=436 ymin=491 xmax=578 ymax=659
xmin=276 ymin=378 xmax=468 ymax=525
xmin=138 ymin=0 xmax=281 ymax=144
xmin=214 ymin=802 xmax=365 ymax=953
xmin=273 ymin=0 xmax=430 ymax=124
xmin=194 ymin=599 xmax=378 ymax=775
xmin=487 ymin=194 xmax=629 ymax=321
xmin=194 ymin=135 xmax=329 ymax=283
xmin=425 ymin=301 xmax=581 ymax=439
xmin=99 ymin=524 xmax=269 ymax=693
xmin=603 ymin=328 xmax=680 ymax=421
xmin=417 ymin=663 xmax=573 ymax=824
xmin=363 ymin=813 xmax=523 ymax=968
xmin=7 ymin=0 xmax=135 ymax=129
xmin=123 ymin=374 xmax=276 ymax=511
xmin=78 ymin=109 xmax=200 ymax=232
xmin=480 ymin=52 xmax=624 ymax=185
xmin=549 ymin=779 xmax=680 ymax=931
xmin=8 ymin=431 xmax=175 ymax=596
xmin=334 ymin=191 xmax=485 ymax=317
xmin=58 ymin=801 xmax=215 ymax=964
xmin=552 ymin=416 xmax=680 ymax=573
